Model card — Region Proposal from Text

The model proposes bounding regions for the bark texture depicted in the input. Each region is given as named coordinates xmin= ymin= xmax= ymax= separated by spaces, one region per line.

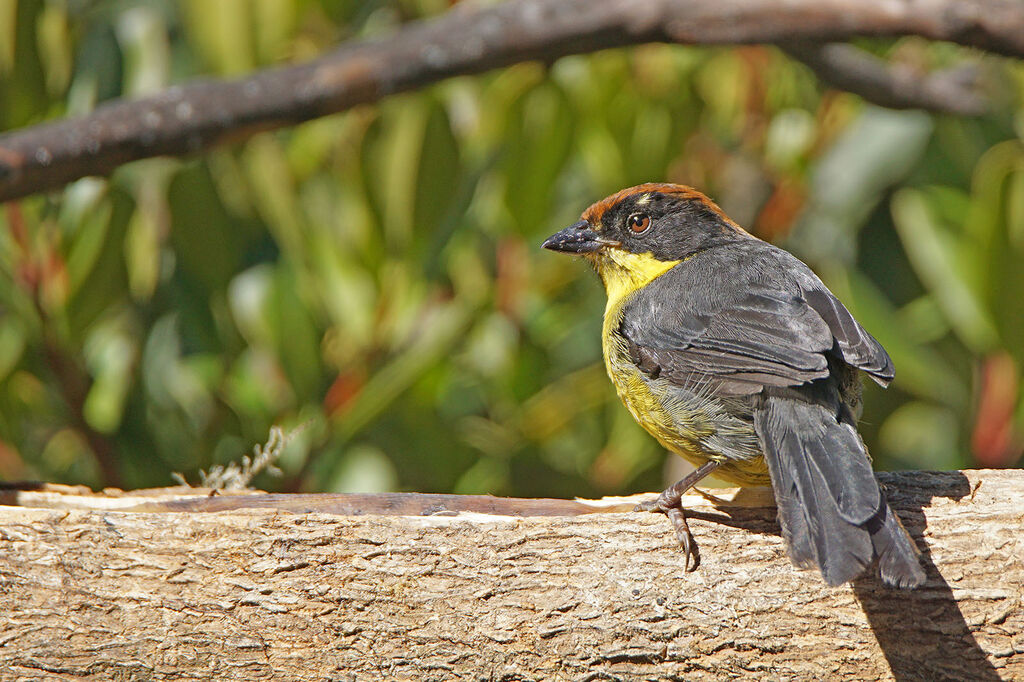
xmin=0 ymin=470 xmax=1022 ymax=681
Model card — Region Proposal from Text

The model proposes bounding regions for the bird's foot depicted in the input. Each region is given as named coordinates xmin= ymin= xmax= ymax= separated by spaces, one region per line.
xmin=634 ymin=460 xmax=721 ymax=572
xmin=635 ymin=492 xmax=701 ymax=571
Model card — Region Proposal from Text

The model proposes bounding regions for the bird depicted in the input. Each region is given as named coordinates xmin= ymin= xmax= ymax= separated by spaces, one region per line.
xmin=542 ymin=182 xmax=925 ymax=588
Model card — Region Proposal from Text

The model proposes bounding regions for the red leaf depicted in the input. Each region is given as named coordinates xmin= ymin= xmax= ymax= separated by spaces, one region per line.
xmin=971 ymin=352 xmax=1022 ymax=467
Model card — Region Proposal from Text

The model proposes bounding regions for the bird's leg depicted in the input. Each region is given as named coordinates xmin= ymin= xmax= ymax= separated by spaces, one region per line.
xmin=635 ymin=460 xmax=721 ymax=572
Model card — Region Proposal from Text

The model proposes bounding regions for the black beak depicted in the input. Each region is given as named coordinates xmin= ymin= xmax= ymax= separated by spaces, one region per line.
xmin=542 ymin=220 xmax=608 ymax=254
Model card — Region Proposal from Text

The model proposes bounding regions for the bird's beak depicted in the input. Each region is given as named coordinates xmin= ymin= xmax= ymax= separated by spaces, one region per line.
xmin=542 ymin=220 xmax=612 ymax=254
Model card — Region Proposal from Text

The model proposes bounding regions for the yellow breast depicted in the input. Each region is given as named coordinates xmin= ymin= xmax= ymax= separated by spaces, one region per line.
xmin=593 ymin=249 xmax=769 ymax=486
xmin=601 ymin=283 xmax=712 ymax=469
xmin=597 ymin=251 xmax=705 ymax=457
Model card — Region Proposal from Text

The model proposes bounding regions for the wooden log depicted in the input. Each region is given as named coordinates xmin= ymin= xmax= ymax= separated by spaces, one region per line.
xmin=0 ymin=470 xmax=1021 ymax=680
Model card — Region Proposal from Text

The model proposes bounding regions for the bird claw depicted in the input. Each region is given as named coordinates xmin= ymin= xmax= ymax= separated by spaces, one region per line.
xmin=635 ymin=494 xmax=702 ymax=572
xmin=635 ymin=461 xmax=723 ymax=572
xmin=666 ymin=505 xmax=701 ymax=572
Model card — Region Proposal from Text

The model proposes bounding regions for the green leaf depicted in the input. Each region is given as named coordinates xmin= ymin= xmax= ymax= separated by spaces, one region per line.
xmin=333 ymin=299 xmax=475 ymax=442
xmin=64 ymin=180 xmax=114 ymax=296
xmin=0 ymin=321 xmax=26 ymax=384
xmin=308 ymin=238 xmax=377 ymax=349
xmin=328 ymin=444 xmax=398 ymax=493
xmin=0 ymin=0 xmax=15 ymax=73
xmin=65 ymin=187 xmax=134 ymax=337
xmin=891 ymin=188 xmax=998 ymax=353
xmin=967 ymin=143 xmax=1024 ymax=361
xmin=453 ymin=456 xmax=508 ymax=495
xmin=183 ymin=0 xmax=254 ymax=75
xmin=124 ymin=203 xmax=161 ymax=301
xmin=268 ymin=265 xmax=321 ymax=400
xmin=413 ymin=100 xmax=462 ymax=241
xmin=36 ymin=2 xmax=72 ymax=95
xmin=252 ymin=0 xmax=297 ymax=65
xmin=115 ymin=6 xmax=170 ymax=96
xmin=835 ymin=270 xmax=966 ymax=408
xmin=879 ymin=401 xmax=964 ymax=470
xmin=361 ymin=96 xmax=423 ymax=252
xmin=502 ymin=81 xmax=574 ymax=234
xmin=228 ymin=264 xmax=275 ymax=348
xmin=792 ymin=107 xmax=933 ymax=264
xmin=0 ymin=0 xmax=48 ymax=127
xmin=83 ymin=320 xmax=135 ymax=434
xmin=168 ymin=162 xmax=243 ymax=293
xmin=243 ymin=134 xmax=306 ymax=258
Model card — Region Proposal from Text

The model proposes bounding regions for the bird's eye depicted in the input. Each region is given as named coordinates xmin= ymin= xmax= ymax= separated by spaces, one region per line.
xmin=627 ymin=213 xmax=651 ymax=234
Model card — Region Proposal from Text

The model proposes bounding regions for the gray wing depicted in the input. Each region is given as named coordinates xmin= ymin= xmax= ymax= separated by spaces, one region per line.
xmin=618 ymin=241 xmax=893 ymax=397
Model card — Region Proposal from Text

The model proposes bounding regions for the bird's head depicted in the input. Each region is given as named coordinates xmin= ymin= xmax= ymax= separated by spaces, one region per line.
xmin=542 ymin=183 xmax=753 ymax=301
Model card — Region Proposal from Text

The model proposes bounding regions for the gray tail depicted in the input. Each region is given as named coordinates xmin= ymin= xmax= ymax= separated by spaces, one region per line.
xmin=753 ymin=385 xmax=925 ymax=588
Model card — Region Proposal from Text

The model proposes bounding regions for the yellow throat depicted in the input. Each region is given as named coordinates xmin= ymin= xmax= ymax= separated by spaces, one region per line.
xmin=588 ymin=248 xmax=681 ymax=314
xmin=589 ymin=246 xmax=680 ymax=430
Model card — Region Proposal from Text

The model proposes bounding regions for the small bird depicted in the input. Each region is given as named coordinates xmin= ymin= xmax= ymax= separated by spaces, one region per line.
xmin=543 ymin=183 xmax=925 ymax=588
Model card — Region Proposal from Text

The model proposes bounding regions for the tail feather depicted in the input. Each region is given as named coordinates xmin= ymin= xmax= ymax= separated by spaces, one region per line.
xmin=769 ymin=454 xmax=815 ymax=569
xmin=868 ymin=503 xmax=927 ymax=589
xmin=771 ymin=420 xmax=872 ymax=585
xmin=753 ymin=385 xmax=925 ymax=588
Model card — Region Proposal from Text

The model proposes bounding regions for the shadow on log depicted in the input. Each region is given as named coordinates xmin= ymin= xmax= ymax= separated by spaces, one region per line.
xmin=0 ymin=470 xmax=1020 ymax=680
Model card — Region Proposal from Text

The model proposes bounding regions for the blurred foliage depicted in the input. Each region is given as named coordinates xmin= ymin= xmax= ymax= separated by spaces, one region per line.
xmin=0 ymin=0 xmax=1022 ymax=494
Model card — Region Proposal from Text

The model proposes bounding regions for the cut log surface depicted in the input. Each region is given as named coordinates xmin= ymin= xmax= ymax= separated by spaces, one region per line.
xmin=0 ymin=470 xmax=1021 ymax=681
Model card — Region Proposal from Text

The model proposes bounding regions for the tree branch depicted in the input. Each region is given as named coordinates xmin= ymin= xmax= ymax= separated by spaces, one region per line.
xmin=1 ymin=470 xmax=1021 ymax=679
xmin=785 ymin=42 xmax=988 ymax=115
xmin=0 ymin=0 xmax=1021 ymax=202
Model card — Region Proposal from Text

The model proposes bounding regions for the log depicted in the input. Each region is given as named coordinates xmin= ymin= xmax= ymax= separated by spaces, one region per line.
xmin=0 ymin=470 xmax=1021 ymax=680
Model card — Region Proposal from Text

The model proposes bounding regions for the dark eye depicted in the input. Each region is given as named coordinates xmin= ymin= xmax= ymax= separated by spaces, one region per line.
xmin=627 ymin=213 xmax=651 ymax=234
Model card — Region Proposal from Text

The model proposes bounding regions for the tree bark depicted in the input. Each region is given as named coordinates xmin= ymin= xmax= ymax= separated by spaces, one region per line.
xmin=1 ymin=0 xmax=1019 ymax=202
xmin=1 ymin=470 xmax=1021 ymax=680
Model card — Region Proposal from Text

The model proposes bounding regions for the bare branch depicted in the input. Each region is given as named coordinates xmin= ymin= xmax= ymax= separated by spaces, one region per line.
xmin=1 ymin=0 xmax=1021 ymax=202
xmin=785 ymin=42 xmax=988 ymax=115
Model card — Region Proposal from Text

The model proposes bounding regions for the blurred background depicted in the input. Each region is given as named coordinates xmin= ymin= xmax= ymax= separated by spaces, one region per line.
xmin=0 ymin=0 xmax=1022 ymax=495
